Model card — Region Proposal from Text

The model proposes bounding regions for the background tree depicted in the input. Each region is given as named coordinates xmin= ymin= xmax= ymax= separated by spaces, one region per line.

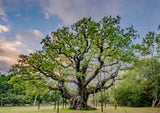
xmin=0 ymin=73 xmax=26 ymax=106
xmin=0 ymin=74 xmax=12 ymax=106
xmin=111 ymin=58 xmax=160 ymax=107
xmin=9 ymin=63 xmax=50 ymax=109
xmin=11 ymin=16 xmax=139 ymax=110
xmin=141 ymin=27 xmax=160 ymax=107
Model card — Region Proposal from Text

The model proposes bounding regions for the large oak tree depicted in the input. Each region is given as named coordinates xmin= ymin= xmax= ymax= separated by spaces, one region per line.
xmin=11 ymin=16 xmax=139 ymax=110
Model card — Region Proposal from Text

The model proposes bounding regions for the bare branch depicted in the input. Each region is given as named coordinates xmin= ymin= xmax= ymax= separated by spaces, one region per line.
xmin=49 ymin=81 xmax=75 ymax=100
xmin=102 ymin=62 xmax=118 ymax=67
xmin=84 ymin=64 xmax=102 ymax=87
xmin=102 ymin=79 xmax=115 ymax=89
xmin=58 ymin=82 xmax=75 ymax=99
xmin=115 ymin=75 xmax=127 ymax=80
xmin=61 ymin=64 xmax=72 ymax=68
xmin=48 ymin=86 xmax=59 ymax=90
xmin=30 ymin=63 xmax=78 ymax=84
xmin=65 ymin=78 xmax=78 ymax=84
xmin=87 ymin=66 xmax=121 ymax=94
xmin=87 ymin=79 xmax=115 ymax=94
xmin=84 ymin=42 xmax=105 ymax=86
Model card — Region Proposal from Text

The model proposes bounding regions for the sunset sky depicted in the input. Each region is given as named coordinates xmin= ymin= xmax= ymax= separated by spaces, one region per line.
xmin=0 ymin=0 xmax=160 ymax=74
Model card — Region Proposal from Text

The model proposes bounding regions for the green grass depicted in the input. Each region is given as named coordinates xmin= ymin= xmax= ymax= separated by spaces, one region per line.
xmin=0 ymin=106 xmax=160 ymax=113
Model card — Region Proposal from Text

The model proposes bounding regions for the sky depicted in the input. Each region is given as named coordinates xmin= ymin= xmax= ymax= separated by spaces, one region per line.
xmin=0 ymin=0 xmax=160 ymax=74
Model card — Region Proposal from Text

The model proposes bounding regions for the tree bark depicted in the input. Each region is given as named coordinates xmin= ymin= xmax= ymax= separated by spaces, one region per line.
xmin=101 ymin=89 xmax=103 ymax=112
xmin=67 ymin=87 xmax=89 ymax=110
xmin=96 ymin=93 xmax=97 ymax=107
xmin=114 ymin=82 xmax=117 ymax=109
xmin=69 ymin=95 xmax=88 ymax=110
xmin=152 ymin=93 xmax=157 ymax=107
xmin=65 ymin=98 xmax=66 ymax=108
xmin=38 ymin=103 xmax=40 ymax=110
xmin=57 ymin=91 xmax=59 ymax=113
xmin=63 ymin=97 xmax=64 ymax=109
xmin=38 ymin=95 xmax=40 ymax=110
xmin=156 ymin=101 xmax=160 ymax=107
xmin=93 ymin=93 xmax=95 ymax=106
xmin=33 ymin=97 xmax=37 ymax=106
xmin=54 ymin=91 xmax=57 ymax=109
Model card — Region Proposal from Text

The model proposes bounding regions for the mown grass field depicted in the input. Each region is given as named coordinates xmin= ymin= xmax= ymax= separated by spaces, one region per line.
xmin=0 ymin=106 xmax=160 ymax=113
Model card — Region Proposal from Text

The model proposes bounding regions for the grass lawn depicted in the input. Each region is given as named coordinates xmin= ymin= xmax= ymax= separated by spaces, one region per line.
xmin=0 ymin=106 xmax=160 ymax=113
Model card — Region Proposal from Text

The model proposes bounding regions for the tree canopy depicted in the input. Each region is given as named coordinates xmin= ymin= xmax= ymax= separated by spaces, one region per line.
xmin=10 ymin=16 xmax=139 ymax=110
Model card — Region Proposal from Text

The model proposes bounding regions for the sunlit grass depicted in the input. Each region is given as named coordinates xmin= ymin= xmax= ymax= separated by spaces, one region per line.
xmin=0 ymin=105 xmax=160 ymax=113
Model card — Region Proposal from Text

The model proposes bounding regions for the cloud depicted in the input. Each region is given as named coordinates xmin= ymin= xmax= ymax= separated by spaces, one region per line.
xmin=0 ymin=24 xmax=9 ymax=33
xmin=15 ymin=13 xmax=21 ymax=17
xmin=39 ymin=0 xmax=120 ymax=24
xmin=0 ymin=1 xmax=10 ymax=34
xmin=0 ymin=38 xmax=23 ymax=66
xmin=0 ymin=29 xmax=44 ymax=74
xmin=38 ymin=0 xmax=160 ymax=38
xmin=0 ymin=60 xmax=10 ymax=74
xmin=44 ymin=12 xmax=50 ymax=19
xmin=58 ymin=24 xmax=63 ymax=29
xmin=33 ymin=30 xmax=43 ymax=37
xmin=0 ymin=7 xmax=7 ymax=23
xmin=15 ymin=29 xmax=44 ymax=52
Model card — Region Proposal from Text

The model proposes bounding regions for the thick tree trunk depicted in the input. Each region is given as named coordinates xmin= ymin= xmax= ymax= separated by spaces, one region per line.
xmin=69 ymin=95 xmax=88 ymax=110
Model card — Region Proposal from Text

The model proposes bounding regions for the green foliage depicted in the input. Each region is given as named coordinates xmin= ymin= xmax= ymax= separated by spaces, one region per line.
xmin=0 ymin=73 xmax=61 ymax=105
xmin=1 ymin=16 xmax=160 ymax=109
xmin=113 ymin=58 xmax=160 ymax=107
xmin=9 ymin=16 xmax=140 ymax=109
xmin=9 ymin=73 xmax=50 ymax=103
xmin=40 ymin=16 xmax=139 ymax=77
xmin=0 ymin=74 xmax=13 ymax=93
xmin=13 ymin=16 xmax=139 ymax=95
xmin=0 ymin=74 xmax=27 ymax=105
xmin=0 ymin=93 xmax=26 ymax=105
xmin=141 ymin=28 xmax=160 ymax=56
